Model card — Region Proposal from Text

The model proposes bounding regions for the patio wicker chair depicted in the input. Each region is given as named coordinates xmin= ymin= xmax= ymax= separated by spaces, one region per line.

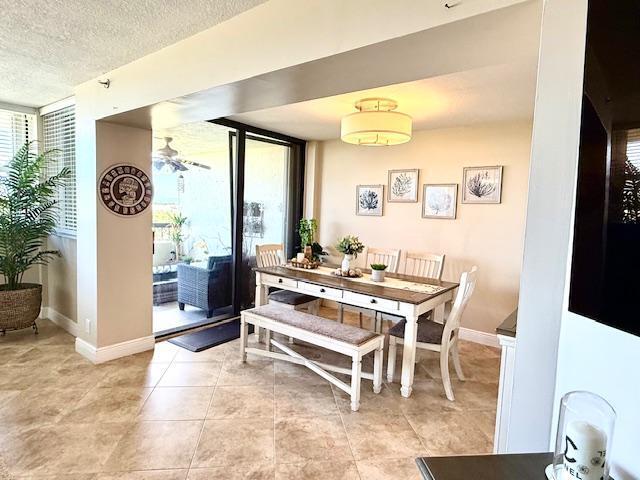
xmin=177 ymin=255 xmax=232 ymax=318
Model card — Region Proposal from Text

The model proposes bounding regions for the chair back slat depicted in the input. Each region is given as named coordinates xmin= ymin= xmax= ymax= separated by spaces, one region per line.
xmin=402 ymin=252 xmax=445 ymax=280
xmin=255 ymin=244 xmax=285 ymax=268
xmin=442 ymin=266 xmax=478 ymax=345
xmin=363 ymin=247 xmax=401 ymax=273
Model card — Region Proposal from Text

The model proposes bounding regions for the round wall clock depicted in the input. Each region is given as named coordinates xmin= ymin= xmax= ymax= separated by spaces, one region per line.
xmin=98 ymin=164 xmax=153 ymax=216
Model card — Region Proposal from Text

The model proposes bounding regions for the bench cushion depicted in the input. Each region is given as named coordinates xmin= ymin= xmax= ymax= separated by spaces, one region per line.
xmin=268 ymin=290 xmax=316 ymax=306
xmin=246 ymin=304 xmax=380 ymax=346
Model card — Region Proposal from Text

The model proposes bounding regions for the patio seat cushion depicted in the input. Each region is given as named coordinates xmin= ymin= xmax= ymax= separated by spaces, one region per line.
xmin=207 ymin=255 xmax=232 ymax=270
xmin=388 ymin=319 xmax=445 ymax=344
xmin=268 ymin=290 xmax=316 ymax=306
xmin=248 ymin=304 xmax=379 ymax=346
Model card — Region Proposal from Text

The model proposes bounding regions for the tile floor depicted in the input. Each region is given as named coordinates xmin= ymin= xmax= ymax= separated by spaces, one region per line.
xmin=0 ymin=308 xmax=500 ymax=479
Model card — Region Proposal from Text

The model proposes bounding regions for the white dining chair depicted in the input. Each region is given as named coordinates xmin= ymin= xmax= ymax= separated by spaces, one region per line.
xmin=386 ymin=266 xmax=478 ymax=401
xmin=401 ymin=252 xmax=445 ymax=279
xmin=376 ymin=252 xmax=445 ymax=332
xmin=363 ymin=247 xmax=402 ymax=272
xmin=337 ymin=247 xmax=401 ymax=328
xmin=255 ymin=244 xmax=320 ymax=315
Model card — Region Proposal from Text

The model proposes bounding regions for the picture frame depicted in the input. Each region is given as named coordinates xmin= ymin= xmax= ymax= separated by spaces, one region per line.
xmin=356 ymin=184 xmax=384 ymax=216
xmin=388 ymin=169 xmax=419 ymax=202
xmin=422 ymin=184 xmax=458 ymax=219
xmin=462 ymin=166 xmax=503 ymax=204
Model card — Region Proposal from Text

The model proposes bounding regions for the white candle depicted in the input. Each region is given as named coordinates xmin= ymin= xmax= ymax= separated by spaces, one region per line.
xmin=563 ymin=421 xmax=607 ymax=480
xmin=296 ymin=253 xmax=305 ymax=262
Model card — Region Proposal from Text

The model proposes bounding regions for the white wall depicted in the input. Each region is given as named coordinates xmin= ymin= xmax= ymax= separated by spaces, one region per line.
xmin=555 ymin=314 xmax=640 ymax=479
xmin=46 ymin=235 xmax=77 ymax=321
xmin=507 ymin=0 xmax=589 ymax=452
xmin=95 ymin=122 xmax=153 ymax=347
xmin=314 ymin=122 xmax=532 ymax=335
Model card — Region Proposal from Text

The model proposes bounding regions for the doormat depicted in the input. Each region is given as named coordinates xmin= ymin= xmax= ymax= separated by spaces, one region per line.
xmin=168 ymin=319 xmax=252 ymax=352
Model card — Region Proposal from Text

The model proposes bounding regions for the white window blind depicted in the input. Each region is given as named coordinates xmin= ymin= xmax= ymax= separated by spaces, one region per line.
xmin=626 ymin=128 xmax=640 ymax=170
xmin=0 ymin=109 xmax=37 ymax=173
xmin=42 ymin=105 xmax=76 ymax=235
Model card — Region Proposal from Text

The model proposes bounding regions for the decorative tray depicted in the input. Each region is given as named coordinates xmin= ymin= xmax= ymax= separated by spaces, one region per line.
xmin=289 ymin=259 xmax=321 ymax=270
xmin=331 ymin=267 xmax=363 ymax=278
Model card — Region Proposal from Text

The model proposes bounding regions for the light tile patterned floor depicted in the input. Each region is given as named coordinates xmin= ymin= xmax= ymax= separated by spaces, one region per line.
xmin=0 ymin=308 xmax=499 ymax=479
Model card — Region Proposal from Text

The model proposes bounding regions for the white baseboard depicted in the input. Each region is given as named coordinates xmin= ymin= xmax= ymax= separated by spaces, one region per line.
xmin=459 ymin=327 xmax=500 ymax=348
xmin=41 ymin=306 xmax=80 ymax=337
xmin=75 ymin=335 xmax=155 ymax=364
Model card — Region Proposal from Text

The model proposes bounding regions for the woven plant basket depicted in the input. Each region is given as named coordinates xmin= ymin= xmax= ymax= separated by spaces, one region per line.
xmin=0 ymin=284 xmax=41 ymax=333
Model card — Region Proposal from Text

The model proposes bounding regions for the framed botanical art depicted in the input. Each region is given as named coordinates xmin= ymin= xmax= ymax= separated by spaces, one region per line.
xmin=356 ymin=184 xmax=384 ymax=216
xmin=422 ymin=184 xmax=458 ymax=219
xmin=462 ymin=166 xmax=503 ymax=204
xmin=388 ymin=169 xmax=419 ymax=202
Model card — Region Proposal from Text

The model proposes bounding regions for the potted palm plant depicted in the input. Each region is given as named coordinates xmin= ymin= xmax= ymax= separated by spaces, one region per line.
xmin=0 ymin=143 xmax=70 ymax=335
xmin=168 ymin=212 xmax=188 ymax=261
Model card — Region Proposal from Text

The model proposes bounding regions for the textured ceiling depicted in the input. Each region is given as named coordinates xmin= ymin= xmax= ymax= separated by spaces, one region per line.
xmin=0 ymin=0 xmax=266 ymax=107
xmin=230 ymin=62 xmax=537 ymax=140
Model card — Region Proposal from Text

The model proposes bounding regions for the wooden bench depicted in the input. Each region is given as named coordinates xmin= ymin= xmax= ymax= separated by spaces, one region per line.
xmin=240 ymin=304 xmax=384 ymax=411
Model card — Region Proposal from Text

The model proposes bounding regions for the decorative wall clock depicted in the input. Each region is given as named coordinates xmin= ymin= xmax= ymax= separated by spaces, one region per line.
xmin=98 ymin=164 xmax=153 ymax=216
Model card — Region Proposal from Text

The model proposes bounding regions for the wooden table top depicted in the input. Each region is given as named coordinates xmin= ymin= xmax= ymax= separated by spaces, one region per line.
xmin=416 ymin=453 xmax=552 ymax=480
xmin=254 ymin=265 xmax=459 ymax=305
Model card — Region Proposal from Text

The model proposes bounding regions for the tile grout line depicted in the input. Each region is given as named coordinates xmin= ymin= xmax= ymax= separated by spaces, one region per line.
xmin=272 ymin=353 xmax=277 ymax=477
xmin=185 ymin=353 xmax=223 ymax=472
xmin=132 ymin=345 xmax=180 ymax=417
xmin=402 ymin=407 xmax=433 ymax=457
xmin=332 ymin=376 xmax=363 ymax=480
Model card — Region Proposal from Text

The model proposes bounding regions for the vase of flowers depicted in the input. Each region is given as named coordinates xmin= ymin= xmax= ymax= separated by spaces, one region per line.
xmin=370 ymin=264 xmax=387 ymax=282
xmin=336 ymin=235 xmax=365 ymax=271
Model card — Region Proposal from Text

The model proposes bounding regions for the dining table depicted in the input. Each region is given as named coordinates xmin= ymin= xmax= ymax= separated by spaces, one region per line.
xmin=253 ymin=264 xmax=459 ymax=398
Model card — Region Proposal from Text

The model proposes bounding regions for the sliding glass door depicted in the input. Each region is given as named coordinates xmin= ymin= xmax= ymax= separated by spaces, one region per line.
xmin=151 ymin=122 xmax=235 ymax=335
xmin=151 ymin=119 xmax=303 ymax=336
xmin=215 ymin=120 xmax=306 ymax=315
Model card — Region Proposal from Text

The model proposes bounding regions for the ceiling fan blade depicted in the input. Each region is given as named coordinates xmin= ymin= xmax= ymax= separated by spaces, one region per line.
xmin=171 ymin=160 xmax=188 ymax=172
xmin=179 ymin=159 xmax=211 ymax=170
xmin=153 ymin=160 xmax=165 ymax=170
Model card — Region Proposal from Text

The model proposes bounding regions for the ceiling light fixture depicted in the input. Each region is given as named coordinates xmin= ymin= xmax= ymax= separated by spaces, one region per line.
xmin=340 ymin=97 xmax=412 ymax=146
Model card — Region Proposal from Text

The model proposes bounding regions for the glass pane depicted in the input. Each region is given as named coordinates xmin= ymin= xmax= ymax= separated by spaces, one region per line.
xmin=151 ymin=121 xmax=234 ymax=335
xmin=239 ymin=136 xmax=291 ymax=309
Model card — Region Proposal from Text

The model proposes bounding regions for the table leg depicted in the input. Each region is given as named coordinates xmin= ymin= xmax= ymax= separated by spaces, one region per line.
xmin=400 ymin=312 xmax=418 ymax=398
xmin=433 ymin=303 xmax=445 ymax=324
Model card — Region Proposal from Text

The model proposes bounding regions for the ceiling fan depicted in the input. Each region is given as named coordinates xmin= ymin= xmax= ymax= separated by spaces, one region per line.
xmin=152 ymin=137 xmax=211 ymax=172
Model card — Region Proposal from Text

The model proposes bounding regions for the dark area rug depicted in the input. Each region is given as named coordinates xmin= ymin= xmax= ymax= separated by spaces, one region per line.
xmin=168 ymin=319 xmax=252 ymax=352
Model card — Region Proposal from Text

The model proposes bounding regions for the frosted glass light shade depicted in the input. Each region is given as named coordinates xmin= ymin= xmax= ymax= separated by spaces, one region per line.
xmin=341 ymin=111 xmax=412 ymax=146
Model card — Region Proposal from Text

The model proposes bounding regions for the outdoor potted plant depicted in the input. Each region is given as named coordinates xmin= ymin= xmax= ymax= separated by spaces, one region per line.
xmin=0 ymin=143 xmax=70 ymax=335
xmin=370 ymin=263 xmax=388 ymax=282
xmin=336 ymin=235 xmax=365 ymax=271
xmin=168 ymin=212 xmax=188 ymax=261
xmin=298 ymin=218 xmax=328 ymax=261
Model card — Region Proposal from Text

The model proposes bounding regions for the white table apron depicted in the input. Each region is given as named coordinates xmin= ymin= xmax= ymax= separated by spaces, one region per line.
xmin=253 ymin=269 xmax=455 ymax=398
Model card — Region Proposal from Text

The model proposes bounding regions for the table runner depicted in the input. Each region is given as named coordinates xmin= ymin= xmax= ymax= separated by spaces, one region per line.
xmin=284 ymin=265 xmax=448 ymax=295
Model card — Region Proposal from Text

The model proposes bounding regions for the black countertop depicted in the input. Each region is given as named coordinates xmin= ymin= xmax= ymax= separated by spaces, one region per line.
xmin=496 ymin=308 xmax=517 ymax=337
xmin=416 ymin=453 xmax=551 ymax=479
